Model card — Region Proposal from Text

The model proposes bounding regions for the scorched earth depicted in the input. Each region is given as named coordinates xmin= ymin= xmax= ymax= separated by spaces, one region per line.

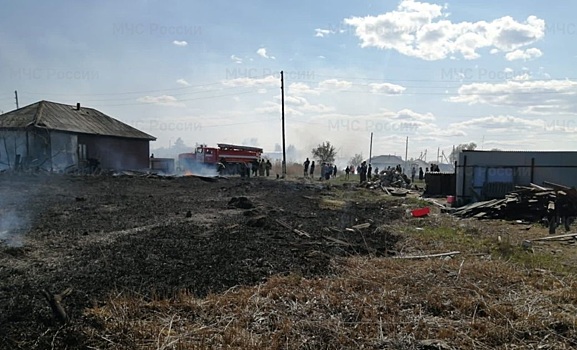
xmin=0 ymin=174 xmax=404 ymax=349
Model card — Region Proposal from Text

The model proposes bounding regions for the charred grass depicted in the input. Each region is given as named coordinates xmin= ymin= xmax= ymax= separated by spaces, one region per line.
xmin=3 ymin=175 xmax=577 ymax=349
xmin=81 ymin=190 xmax=577 ymax=349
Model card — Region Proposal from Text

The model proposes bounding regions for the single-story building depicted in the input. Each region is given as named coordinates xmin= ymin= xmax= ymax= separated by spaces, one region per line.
xmin=368 ymin=154 xmax=454 ymax=175
xmin=456 ymin=150 xmax=577 ymax=204
xmin=0 ymin=100 xmax=156 ymax=172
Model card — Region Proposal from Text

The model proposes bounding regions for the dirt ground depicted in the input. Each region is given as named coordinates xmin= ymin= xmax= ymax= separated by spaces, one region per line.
xmin=0 ymin=174 xmax=408 ymax=349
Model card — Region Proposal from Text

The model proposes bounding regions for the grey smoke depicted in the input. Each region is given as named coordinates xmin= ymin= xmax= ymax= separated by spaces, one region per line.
xmin=0 ymin=209 xmax=28 ymax=247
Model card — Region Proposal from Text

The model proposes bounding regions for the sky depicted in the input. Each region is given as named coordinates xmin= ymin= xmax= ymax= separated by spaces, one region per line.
xmin=1 ymin=0 xmax=576 ymax=165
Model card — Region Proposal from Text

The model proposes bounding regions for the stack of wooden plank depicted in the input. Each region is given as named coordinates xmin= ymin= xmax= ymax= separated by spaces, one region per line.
xmin=452 ymin=182 xmax=577 ymax=221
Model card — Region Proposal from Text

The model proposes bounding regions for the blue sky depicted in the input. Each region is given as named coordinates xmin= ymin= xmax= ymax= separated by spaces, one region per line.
xmin=1 ymin=0 xmax=576 ymax=164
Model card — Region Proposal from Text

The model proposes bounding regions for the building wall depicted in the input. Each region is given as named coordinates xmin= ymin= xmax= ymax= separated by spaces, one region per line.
xmin=456 ymin=151 xmax=577 ymax=203
xmin=0 ymin=130 xmax=28 ymax=170
xmin=78 ymin=134 xmax=150 ymax=170
xmin=50 ymin=131 xmax=77 ymax=171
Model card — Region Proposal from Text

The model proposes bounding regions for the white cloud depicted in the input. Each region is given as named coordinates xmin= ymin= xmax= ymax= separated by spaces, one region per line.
xmin=137 ymin=95 xmax=185 ymax=107
xmin=315 ymin=28 xmax=332 ymax=37
xmin=257 ymin=47 xmax=275 ymax=59
xmin=176 ymin=79 xmax=190 ymax=86
xmin=288 ymin=82 xmax=320 ymax=95
xmin=318 ymin=79 xmax=353 ymax=90
xmin=369 ymin=82 xmax=406 ymax=94
xmin=172 ymin=40 xmax=188 ymax=47
xmin=451 ymin=115 xmax=544 ymax=131
xmin=436 ymin=129 xmax=467 ymax=137
xmin=505 ymin=48 xmax=543 ymax=61
xmin=449 ymin=79 xmax=577 ymax=115
xmin=343 ymin=0 xmax=545 ymax=61
xmin=231 ymin=55 xmax=243 ymax=64
xmin=273 ymin=95 xmax=335 ymax=114
xmin=221 ymin=75 xmax=279 ymax=87
xmin=512 ymin=73 xmax=531 ymax=81
xmin=393 ymin=108 xmax=435 ymax=122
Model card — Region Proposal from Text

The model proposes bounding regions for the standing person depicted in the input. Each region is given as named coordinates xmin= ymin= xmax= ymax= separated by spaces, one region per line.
xmin=259 ymin=159 xmax=265 ymax=176
xmin=411 ymin=167 xmax=417 ymax=183
xmin=367 ymin=164 xmax=373 ymax=180
xmin=303 ymin=158 xmax=310 ymax=177
xmin=418 ymin=167 xmax=424 ymax=181
xmin=345 ymin=166 xmax=350 ymax=180
xmin=252 ymin=159 xmax=259 ymax=176
xmin=265 ymin=159 xmax=272 ymax=177
xmin=309 ymin=161 xmax=315 ymax=178
xmin=325 ymin=164 xmax=331 ymax=180
xmin=332 ymin=165 xmax=337 ymax=178
xmin=360 ymin=161 xmax=367 ymax=183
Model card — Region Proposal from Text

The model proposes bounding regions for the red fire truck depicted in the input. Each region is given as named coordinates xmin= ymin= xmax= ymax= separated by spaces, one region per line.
xmin=178 ymin=143 xmax=263 ymax=175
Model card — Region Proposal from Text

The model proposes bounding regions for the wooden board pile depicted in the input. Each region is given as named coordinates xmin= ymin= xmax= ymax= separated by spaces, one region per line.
xmin=452 ymin=182 xmax=577 ymax=221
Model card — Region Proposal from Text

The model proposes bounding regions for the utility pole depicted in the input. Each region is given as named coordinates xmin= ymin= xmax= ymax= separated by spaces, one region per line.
xmin=404 ymin=136 xmax=408 ymax=174
xmin=369 ymin=132 xmax=373 ymax=164
xmin=14 ymin=90 xmax=19 ymax=109
xmin=280 ymin=71 xmax=286 ymax=178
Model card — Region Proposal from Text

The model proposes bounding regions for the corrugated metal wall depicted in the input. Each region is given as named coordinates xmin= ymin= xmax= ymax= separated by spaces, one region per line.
xmin=456 ymin=151 xmax=577 ymax=204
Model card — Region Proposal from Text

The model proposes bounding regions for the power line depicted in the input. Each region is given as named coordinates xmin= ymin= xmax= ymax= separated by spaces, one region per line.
xmin=89 ymin=90 xmax=259 ymax=107
xmin=312 ymin=73 xmax=577 ymax=84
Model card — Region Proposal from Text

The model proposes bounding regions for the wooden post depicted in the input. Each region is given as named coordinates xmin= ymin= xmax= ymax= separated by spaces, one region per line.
xmin=42 ymin=288 xmax=73 ymax=323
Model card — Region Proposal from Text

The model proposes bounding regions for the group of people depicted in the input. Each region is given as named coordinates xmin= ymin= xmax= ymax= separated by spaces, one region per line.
xmin=300 ymin=158 xmax=441 ymax=183
xmin=227 ymin=158 xmax=272 ymax=177
xmin=249 ymin=158 xmax=272 ymax=177
xmin=303 ymin=158 xmax=338 ymax=180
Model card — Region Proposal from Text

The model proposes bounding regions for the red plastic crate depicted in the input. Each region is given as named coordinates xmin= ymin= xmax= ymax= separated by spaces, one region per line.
xmin=411 ymin=207 xmax=430 ymax=217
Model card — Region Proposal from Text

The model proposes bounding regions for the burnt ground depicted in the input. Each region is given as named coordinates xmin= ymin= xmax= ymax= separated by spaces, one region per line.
xmin=0 ymin=174 xmax=406 ymax=349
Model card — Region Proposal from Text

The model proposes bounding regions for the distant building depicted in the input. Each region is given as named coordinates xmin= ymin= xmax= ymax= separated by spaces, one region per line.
xmin=368 ymin=154 xmax=454 ymax=175
xmin=368 ymin=154 xmax=405 ymax=171
xmin=0 ymin=100 xmax=156 ymax=172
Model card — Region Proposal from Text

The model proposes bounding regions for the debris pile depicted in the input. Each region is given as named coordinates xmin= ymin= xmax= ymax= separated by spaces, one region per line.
xmin=452 ymin=182 xmax=577 ymax=224
xmin=358 ymin=171 xmax=414 ymax=196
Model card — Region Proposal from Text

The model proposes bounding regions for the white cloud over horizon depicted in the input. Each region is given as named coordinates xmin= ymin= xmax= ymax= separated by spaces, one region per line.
xmin=330 ymin=0 xmax=545 ymax=61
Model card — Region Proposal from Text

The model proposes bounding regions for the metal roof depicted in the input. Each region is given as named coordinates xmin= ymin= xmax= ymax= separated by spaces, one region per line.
xmin=0 ymin=100 xmax=156 ymax=140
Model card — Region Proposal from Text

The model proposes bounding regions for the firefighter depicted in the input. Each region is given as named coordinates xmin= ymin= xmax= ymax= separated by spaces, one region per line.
xmin=218 ymin=158 xmax=227 ymax=175
xmin=265 ymin=159 xmax=272 ymax=176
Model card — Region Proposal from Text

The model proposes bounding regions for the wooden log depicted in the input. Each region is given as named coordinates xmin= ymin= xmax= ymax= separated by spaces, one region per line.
xmin=543 ymin=181 xmax=571 ymax=190
xmin=380 ymin=185 xmax=391 ymax=195
xmin=321 ymin=234 xmax=352 ymax=246
xmin=293 ymin=229 xmax=311 ymax=238
xmin=351 ymin=223 xmax=371 ymax=230
xmin=42 ymin=288 xmax=73 ymax=323
xmin=530 ymin=233 xmax=577 ymax=241
xmin=392 ymin=251 xmax=461 ymax=259
xmin=530 ymin=183 xmax=551 ymax=191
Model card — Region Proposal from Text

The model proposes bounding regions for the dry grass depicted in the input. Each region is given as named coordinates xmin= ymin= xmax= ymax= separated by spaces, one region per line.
xmin=84 ymin=254 xmax=577 ymax=349
xmin=79 ymin=188 xmax=577 ymax=349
